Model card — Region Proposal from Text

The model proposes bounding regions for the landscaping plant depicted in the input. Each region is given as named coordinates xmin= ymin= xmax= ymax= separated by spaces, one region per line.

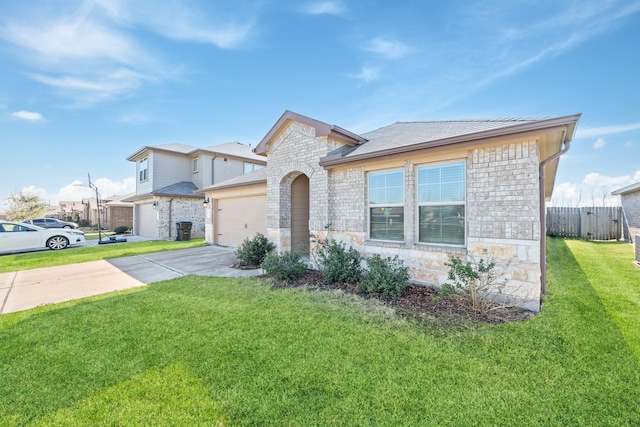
xmin=235 ymin=233 xmax=276 ymax=267
xmin=444 ymin=250 xmax=519 ymax=313
xmin=261 ymin=251 xmax=308 ymax=282
xmin=315 ymin=239 xmax=362 ymax=285
xmin=359 ymin=254 xmax=410 ymax=297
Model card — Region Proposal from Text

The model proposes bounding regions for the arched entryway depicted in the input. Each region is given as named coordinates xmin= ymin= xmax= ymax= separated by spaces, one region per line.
xmin=291 ymin=174 xmax=310 ymax=254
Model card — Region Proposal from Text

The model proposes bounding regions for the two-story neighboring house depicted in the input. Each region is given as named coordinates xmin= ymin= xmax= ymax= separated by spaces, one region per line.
xmin=123 ymin=141 xmax=265 ymax=240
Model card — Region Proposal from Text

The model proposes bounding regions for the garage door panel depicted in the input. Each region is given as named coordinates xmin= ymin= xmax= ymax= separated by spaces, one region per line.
xmin=216 ymin=196 xmax=266 ymax=247
xmin=138 ymin=204 xmax=157 ymax=238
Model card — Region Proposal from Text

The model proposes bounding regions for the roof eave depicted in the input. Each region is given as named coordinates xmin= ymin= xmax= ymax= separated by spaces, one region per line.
xmin=319 ymin=114 xmax=582 ymax=168
xmin=196 ymin=178 xmax=268 ymax=193
xmin=253 ymin=110 xmax=366 ymax=156
xmin=612 ymin=181 xmax=640 ymax=195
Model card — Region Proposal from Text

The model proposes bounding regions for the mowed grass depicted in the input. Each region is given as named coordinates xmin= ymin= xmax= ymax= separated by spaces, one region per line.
xmin=0 ymin=238 xmax=206 ymax=273
xmin=0 ymin=238 xmax=638 ymax=426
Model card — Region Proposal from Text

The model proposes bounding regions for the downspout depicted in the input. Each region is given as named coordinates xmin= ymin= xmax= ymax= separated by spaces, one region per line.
xmin=168 ymin=197 xmax=174 ymax=239
xmin=538 ymin=131 xmax=569 ymax=306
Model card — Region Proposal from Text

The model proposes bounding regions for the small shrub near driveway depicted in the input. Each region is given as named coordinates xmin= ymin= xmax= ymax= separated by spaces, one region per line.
xmin=235 ymin=233 xmax=276 ymax=267
xmin=359 ymin=254 xmax=410 ymax=297
xmin=261 ymin=251 xmax=308 ymax=282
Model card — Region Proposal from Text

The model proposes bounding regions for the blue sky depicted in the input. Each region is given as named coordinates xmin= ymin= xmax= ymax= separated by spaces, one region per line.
xmin=1 ymin=0 xmax=640 ymax=210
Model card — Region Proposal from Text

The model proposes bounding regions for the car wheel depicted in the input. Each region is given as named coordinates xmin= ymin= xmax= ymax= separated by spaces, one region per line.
xmin=63 ymin=225 xmax=72 ymax=229
xmin=47 ymin=236 xmax=69 ymax=250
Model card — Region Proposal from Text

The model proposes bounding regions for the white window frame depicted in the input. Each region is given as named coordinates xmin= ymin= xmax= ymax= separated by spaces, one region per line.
xmin=368 ymin=169 xmax=405 ymax=242
xmin=139 ymin=157 xmax=148 ymax=182
xmin=416 ymin=160 xmax=466 ymax=247
xmin=193 ymin=157 xmax=199 ymax=173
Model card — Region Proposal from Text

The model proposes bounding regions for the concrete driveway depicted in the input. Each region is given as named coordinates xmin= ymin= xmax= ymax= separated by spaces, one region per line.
xmin=0 ymin=245 xmax=262 ymax=314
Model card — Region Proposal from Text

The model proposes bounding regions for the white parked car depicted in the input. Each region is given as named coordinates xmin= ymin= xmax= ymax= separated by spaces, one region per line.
xmin=0 ymin=221 xmax=86 ymax=254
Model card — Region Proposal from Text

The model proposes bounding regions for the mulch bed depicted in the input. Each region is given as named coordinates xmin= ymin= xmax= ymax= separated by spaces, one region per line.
xmin=262 ymin=269 xmax=536 ymax=324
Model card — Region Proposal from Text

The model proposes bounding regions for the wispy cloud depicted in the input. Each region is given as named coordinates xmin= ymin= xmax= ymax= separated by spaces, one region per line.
xmin=0 ymin=1 xmax=254 ymax=105
xmin=301 ymin=1 xmax=346 ymax=16
xmin=11 ymin=110 xmax=44 ymax=121
xmin=349 ymin=66 xmax=380 ymax=84
xmin=593 ymin=138 xmax=606 ymax=149
xmin=576 ymin=121 xmax=640 ymax=138
xmin=365 ymin=38 xmax=414 ymax=59
xmin=551 ymin=170 xmax=640 ymax=207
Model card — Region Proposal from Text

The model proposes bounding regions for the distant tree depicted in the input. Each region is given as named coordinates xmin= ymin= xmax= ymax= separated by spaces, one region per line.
xmin=4 ymin=191 xmax=47 ymax=221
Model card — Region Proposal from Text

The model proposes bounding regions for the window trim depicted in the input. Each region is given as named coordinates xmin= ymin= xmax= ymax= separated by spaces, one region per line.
xmin=139 ymin=157 xmax=149 ymax=182
xmin=192 ymin=157 xmax=199 ymax=173
xmin=367 ymin=168 xmax=405 ymax=242
xmin=416 ymin=160 xmax=466 ymax=247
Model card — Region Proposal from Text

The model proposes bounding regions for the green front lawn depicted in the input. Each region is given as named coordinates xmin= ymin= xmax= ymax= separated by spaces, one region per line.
xmin=0 ymin=238 xmax=206 ymax=273
xmin=0 ymin=238 xmax=638 ymax=425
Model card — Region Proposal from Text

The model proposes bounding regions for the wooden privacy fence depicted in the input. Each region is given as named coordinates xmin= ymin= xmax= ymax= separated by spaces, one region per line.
xmin=546 ymin=206 xmax=622 ymax=240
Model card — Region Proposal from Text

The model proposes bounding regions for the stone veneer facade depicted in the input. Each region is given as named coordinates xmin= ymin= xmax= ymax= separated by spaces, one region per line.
xmin=154 ymin=197 xmax=205 ymax=240
xmin=620 ymin=190 xmax=640 ymax=243
xmin=265 ymin=121 xmax=544 ymax=311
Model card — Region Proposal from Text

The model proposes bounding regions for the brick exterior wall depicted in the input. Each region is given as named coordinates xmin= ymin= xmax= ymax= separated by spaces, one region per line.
xmin=106 ymin=206 xmax=133 ymax=231
xmin=155 ymin=197 xmax=205 ymax=240
xmin=620 ymin=190 xmax=640 ymax=242
xmin=264 ymin=121 xmax=544 ymax=311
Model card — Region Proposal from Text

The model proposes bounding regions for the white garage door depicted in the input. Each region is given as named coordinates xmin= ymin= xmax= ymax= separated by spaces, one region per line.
xmin=216 ymin=195 xmax=267 ymax=247
xmin=138 ymin=203 xmax=158 ymax=238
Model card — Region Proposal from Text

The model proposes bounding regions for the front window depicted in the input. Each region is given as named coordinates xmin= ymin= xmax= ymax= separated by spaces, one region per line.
xmin=244 ymin=162 xmax=264 ymax=174
xmin=193 ymin=157 xmax=199 ymax=173
xmin=418 ymin=161 xmax=465 ymax=245
xmin=368 ymin=169 xmax=404 ymax=241
xmin=139 ymin=157 xmax=148 ymax=182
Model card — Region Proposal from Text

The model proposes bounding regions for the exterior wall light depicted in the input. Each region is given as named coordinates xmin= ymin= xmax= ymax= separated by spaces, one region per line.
xmin=152 ymin=201 xmax=158 ymax=209
xmin=203 ymin=197 xmax=210 ymax=207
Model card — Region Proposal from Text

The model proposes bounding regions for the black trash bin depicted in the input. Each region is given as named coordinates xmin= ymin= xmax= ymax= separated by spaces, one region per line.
xmin=176 ymin=221 xmax=192 ymax=241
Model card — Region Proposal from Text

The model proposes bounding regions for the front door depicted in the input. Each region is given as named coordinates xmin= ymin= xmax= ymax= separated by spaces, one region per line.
xmin=290 ymin=174 xmax=310 ymax=254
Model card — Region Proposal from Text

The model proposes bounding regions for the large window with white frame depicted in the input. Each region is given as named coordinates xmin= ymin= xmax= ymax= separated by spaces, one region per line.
xmin=139 ymin=157 xmax=148 ymax=182
xmin=417 ymin=161 xmax=465 ymax=245
xmin=368 ymin=169 xmax=404 ymax=241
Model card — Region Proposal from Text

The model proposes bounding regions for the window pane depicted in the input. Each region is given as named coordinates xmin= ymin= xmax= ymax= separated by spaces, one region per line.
xmin=369 ymin=188 xmax=386 ymax=205
xmin=369 ymin=170 xmax=404 ymax=205
xmin=370 ymin=207 xmax=404 ymax=241
xmin=419 ymin=205 xmax=465 ymax=245
xmin=418 ymin=162 xmax=465 ymax=203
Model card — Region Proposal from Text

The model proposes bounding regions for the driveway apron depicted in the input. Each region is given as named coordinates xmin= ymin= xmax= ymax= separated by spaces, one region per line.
xmin=0 ymin=245 xmax=261 ymax=314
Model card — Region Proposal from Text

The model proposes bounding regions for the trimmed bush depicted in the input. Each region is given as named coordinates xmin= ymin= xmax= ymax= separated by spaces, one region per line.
xmin=261 ymin=251 xmax=308 ymax=283
xmin=316 ymin=239 xmax=362 ymax=285
xmin=113 ymin=226 xmax=129 ymax=235
xmin=235 ymin=233 xmax=276 ymax=267
xmin=359 ymin=254 xmax=410 ymax=297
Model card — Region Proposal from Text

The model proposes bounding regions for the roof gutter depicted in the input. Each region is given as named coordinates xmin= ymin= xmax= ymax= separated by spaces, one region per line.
xmin=538 ymin=131 xmax=570 ymax=307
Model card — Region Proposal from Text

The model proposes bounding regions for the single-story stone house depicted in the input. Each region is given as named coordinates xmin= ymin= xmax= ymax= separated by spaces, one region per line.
xmin=198 ymin=110 xmax=581 ymax=311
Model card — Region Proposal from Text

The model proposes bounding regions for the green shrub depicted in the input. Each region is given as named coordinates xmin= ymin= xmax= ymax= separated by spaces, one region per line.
xmin=359 ymin=254 xmax=410 ymax=297
xmin=113 ymin=226 xmax=129 ymax=235
xmin=261 ymin=251 xmax=308 ymax=282
xmin=445 ymin=250 xmax=513 ymax=313
xmin=316 ymin=239 xmax=362 ymax=285
xmin=235 ymin=233 xmax=276 ymax=267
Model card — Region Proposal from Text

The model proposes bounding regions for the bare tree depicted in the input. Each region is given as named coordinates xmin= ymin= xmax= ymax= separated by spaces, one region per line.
xmin=4 ymin=191 xmax=47 ymax=221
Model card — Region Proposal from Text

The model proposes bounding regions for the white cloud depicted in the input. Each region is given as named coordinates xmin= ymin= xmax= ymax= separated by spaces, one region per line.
xmin=550 ymin=170 xmax=640 ymax=207
xmin=365 ymin=38 xmax=414 ymax=59
xmin=625 ymin=141 xmax=635 ymax=148
xmin=593 ymin=138 xmax=606 ymax=149
xmin=11 ymin=110 xmax=44 ymax=121
xmin=576 ymin=121 xmax=640 ymax=138
xmin=0 ymin=1 xmax=253 ymax=104
xmin=349 ymin=66 xmax=380 ymax=83
xmin=16 ymin=178 xmax=136 ymax=207
xmin=301 ymin=1 xmax=346 ymax=16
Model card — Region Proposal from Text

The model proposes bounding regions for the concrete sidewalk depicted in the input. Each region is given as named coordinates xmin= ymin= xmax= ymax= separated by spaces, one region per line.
xmin=0 ymin=245 xmax=262 ymax=314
